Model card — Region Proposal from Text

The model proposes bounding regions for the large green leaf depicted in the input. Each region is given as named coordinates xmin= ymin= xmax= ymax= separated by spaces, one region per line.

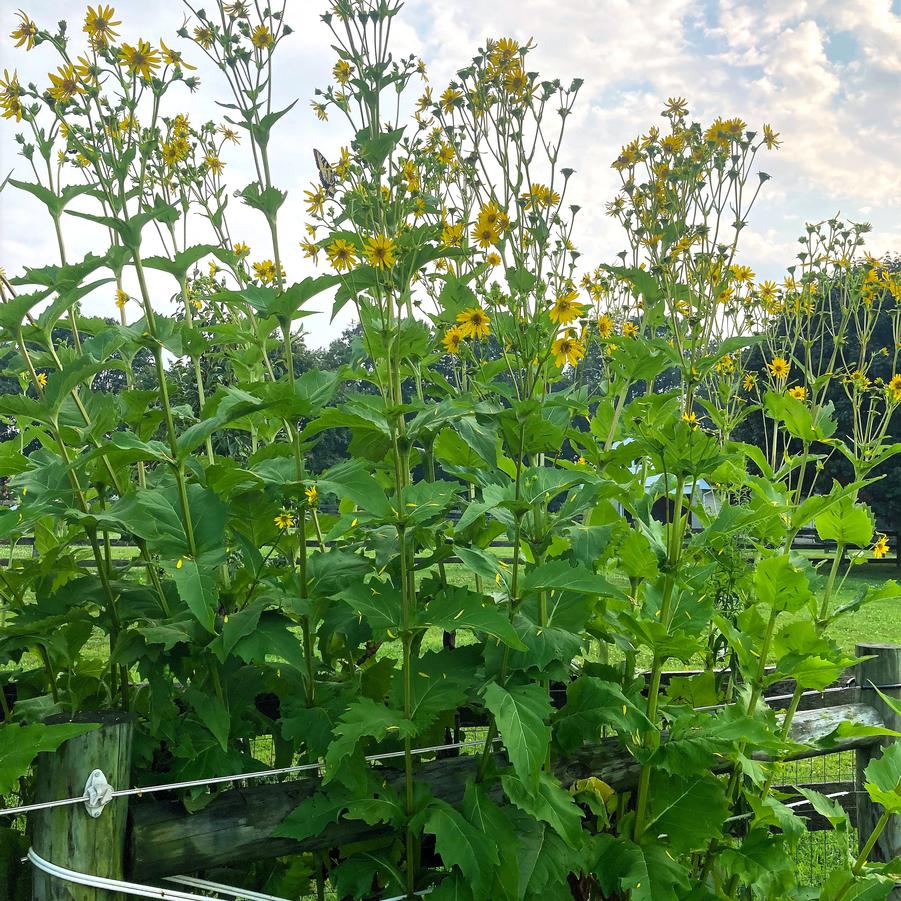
xmin=424 ymin=801 xmax=499 ymax=896
xmin=501 ymin=772 xmax=584 ymax=848
xmin=423 ymin=587 xmax=527 ymax=650
xmin=591 ymin=834 xmax=689 ymax=901
xmin=554 ymin=676 xmax=652 ymax=751
xmin=815 ymin=496 xmax=875 ymax=548
xmin=324 ymin=698 xmax=416 ymax=775
xmin=484 ymin=682 xmax=550 ymax=788
xmin=0 ymin=723 xmax=100 ymax=794
xmin=864 ymin=741 xmax=901 ymax=814
xmin=754 ymin=554 xmax=813 ymax=612
xmin=644 ymin=773 xmax=729 ymax=853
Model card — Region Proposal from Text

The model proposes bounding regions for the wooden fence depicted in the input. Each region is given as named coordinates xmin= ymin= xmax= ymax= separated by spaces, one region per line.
xmin=14 ymin=642 xmax=900 ymax=899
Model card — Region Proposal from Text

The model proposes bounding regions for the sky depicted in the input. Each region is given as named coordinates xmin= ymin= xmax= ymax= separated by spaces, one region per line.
xmin=1 ymin=0 xmax=900 ymax=347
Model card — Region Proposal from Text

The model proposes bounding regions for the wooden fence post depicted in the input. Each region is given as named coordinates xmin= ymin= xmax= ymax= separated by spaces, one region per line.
xmin=32 ymin=713 xmax=133 ymax=901
xmin=855 ymin=643 xmax=901 ymax=896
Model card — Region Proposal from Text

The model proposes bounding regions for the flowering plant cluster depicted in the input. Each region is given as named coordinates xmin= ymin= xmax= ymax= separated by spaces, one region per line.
xmin=1 ymin=2 xmax=900 ymax=899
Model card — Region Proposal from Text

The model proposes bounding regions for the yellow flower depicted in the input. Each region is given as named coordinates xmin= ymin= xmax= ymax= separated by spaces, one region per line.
xmin=74 ymin=55 xmax=101 ymax=86
xmin=219 ymin=124 xmax=239 ymax=143
xmin=763 ymin=124 xmax=781 ymax=150
xmin=36 ymin=372 xmax=48 ymax=388
xmin=251 ymin=24 xmax=273 ymax=49
xmin=873 ymin=535 xmax=890 ymax=559
xmin=503 ymin=66 xmax=529 ymax=97
xmin=486 ymin=252 xmax=501 ymax=267
xmin=11 ymin=11 xmax=38 ymax=51
xmin=120 ymin=40 xmax=161 ymax=80
xmin=489 ymin=37 xmax=520 ymax=69
xmin=304 ymin=186 xmax=326 ymax=216
xmin=47 ymin=65 xmax=84 ymax=105
xmin=208 ymin=261 xmax=218 ymax=277
xmin=193 ymin=24 xmax=215 ymax=49
xmin=730 ymin=264 xmax=755 ymax=284
xmin=300 ymin=239 xmax=319 ymax=262
xmin=436 ymin=142 xmax=455 ymax=165
xmin=622 ymin=322 xmax=639 ymax=338
xmin=549 ymin=291 xmax=584 ymax=326
xmin=326 ymin=238 xmax=357 ymax=273
xmin=83 ymin=5 xmax=120 ymax=48
xmin=768 ymin=356 xmax=790 ymax=380
xmin=715 ymin=354 xmax=735 ymax=375
xmin=456 ymin=307 xmax=491 ymax=340
xmin=205 ymin=154 xmax=224 ymax=174
xmin=233 ymin=241 xmax=249 ymax=256
xmin=440 ymin=85 xmax=463 ymax=113
xmin=252 ymin=259 xmax=283 ymax=283
xmin=742 ymin=373 xmax=756 ymax=392
xmin=788 ymin=386 xmax=807 ymax=400
xmin=682 ymin=410 xmax=699 ymax=429
xmin=597 ymin=314 xmax=614 ymax=338
xmin=442 ymin=325 xmax=465 ymax=355
xmin=274 ymin=511 xmax=295 ymax=530
xmin=333 ymin=60 xmax=351 ymax=85
xmin=334 ymin=146 xmax=351 ymax=178
xmin=522 ymin=183 xmax=559 ymax=210
xmin=441 ymin=221 xmax=465 ymax=247
xmin=663 ymin=96 xmax=688 ymax=117
xmin=887 ymin=374 xmax=901 ymax=403
xmin=311 ymin=102 xmax=328 ymax=122
xmin=363 ymin=233 xmax=396 ymax=269
xmin=223 ymin=2 xmax=250 ymax=16
xmin=161 ymin=39 xmax=196 ymax=71
xmin=0 ymin=68 xmax=23 ymax=121
xmin=305 ymin=484 xmax=318 ymax=507
xmin=473 ymin=219 xmax=500 ymax=249
xmin=552 ymin=334 xmax=585 ymax=368
xmin=160 ymin=140 xmax=188 ymax=166
xmin=115 ymin=289 xmax=128 ymax=309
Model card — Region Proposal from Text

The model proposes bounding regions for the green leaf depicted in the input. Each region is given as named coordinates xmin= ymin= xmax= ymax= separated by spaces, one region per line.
xmin=755 ymin=554 xmax=813 ymax=612
xmin=864 ymin=741 xmax=901 ymax=814
xmin=167 ymin=558 xmax=218 ymax=633
xmin=765 ymin=390 xmax=837 ymax=442
xmin=324 ymin=698 xmax=416 ymax=775
xmin=501 ymin=772 xmax=584 ymax=848
xmin=338 ymin=579 xmax=403 ymax=635
xmin=815 ymin=496 xmax=875 ymax=547
xmin=356 ymin=126 xmax=405 ymax=169
xmin=521 ymin=560 xmax=625 ymax=598
xmin=0 ymin=722 xmax=100 ymax=794
xmin=592 ymin=834 xmax=689 ymax=901
xmin=555 ymin=676 xmax=652 ymax=751
xmin=644 ymin=773 xmax=729 ymax=853
xmin=797 ymin=787 xmax=849 ymax=831
xmin=317 ymin=460 xmax=390 ymax=518
xmin=424 ymin=802 xmax=499 ymax=896
xmin=484 ymin=682 xmax=550 ymax=789
xmin=186 ymin=687 xmax=230 ymax=751
xmin=423 ymin=587 xmax=527 ymax=650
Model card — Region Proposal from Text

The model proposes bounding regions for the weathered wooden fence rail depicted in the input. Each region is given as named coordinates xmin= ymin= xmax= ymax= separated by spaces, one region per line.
xmin=22 ymin=643 xmax=901 ymax=898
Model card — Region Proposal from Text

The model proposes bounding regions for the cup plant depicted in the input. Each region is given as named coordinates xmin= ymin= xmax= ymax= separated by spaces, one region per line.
xmin=1 ymin=1 xmax=900 ymax=898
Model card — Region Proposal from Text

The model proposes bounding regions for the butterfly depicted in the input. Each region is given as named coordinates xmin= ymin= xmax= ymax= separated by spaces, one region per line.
xmin=313 ymin=148 xmax=336 ymax=198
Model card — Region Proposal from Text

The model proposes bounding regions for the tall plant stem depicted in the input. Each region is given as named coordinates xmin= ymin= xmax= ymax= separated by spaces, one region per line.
xmin=633 ymin=477 xmax=686 ymax=840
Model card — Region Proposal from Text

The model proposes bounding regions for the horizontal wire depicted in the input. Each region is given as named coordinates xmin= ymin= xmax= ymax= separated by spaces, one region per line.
xmin=1 ymin=737 xmax=495 ymax=818
xmin=163 ymin=875 xmax=293 ymax=901
xmin=28 ymin=848 xmax=236 ymax=901
xmin=4 ymin=681 xmax=896 ymax=819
